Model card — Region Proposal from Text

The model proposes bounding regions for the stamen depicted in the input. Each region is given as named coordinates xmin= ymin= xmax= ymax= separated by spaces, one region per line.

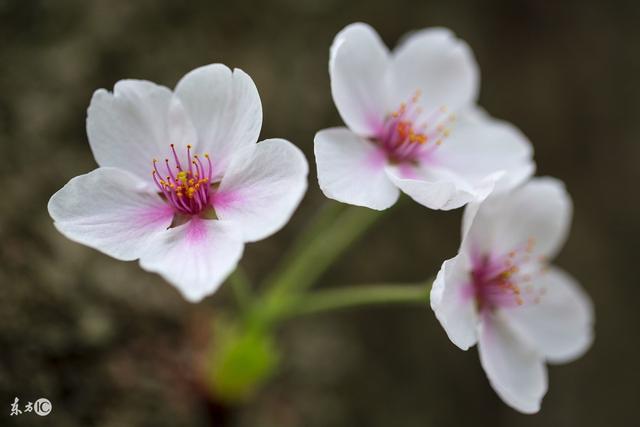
xmin=170 ymin=144 xmax=183 ymax=171
xmin=151 ymin=145 xmax=214 ymax=215
xmin=377 ymin=90 xmax=455 ymax=163
xmin=471 ymin=239 xmax=548 ymax=311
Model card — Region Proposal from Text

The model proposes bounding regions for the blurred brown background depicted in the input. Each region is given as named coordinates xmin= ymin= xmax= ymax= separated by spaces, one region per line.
xmin=1 ymin=0 xmax=639 ymax=426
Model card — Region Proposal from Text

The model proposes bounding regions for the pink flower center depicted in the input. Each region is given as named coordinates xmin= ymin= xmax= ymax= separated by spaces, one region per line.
xmin=375 ymin=90 xmax=455 ymax=164
xmin=468 ymin=238 xmax=548 ymax=312
xmin=152 ymin=144 xmax=213 ymax=215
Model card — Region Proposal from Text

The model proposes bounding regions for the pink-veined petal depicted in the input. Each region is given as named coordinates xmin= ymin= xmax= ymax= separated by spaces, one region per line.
xmin=436 ymin=107 xmax=535 ymax=194
xmin=500 ymin=267 xmax=594 ymax=364
xmin=330 ymin=23 xmax=391 ymax=137
xmin=465 ymin=177 xmax=572 ymax=259
xmin=314 ymin=127 xmax=399 ymax=210
xmin=139 ymin=217 xmax=243 ymax=302
xmin=390 ymin=28 xmax=479 ymax=114
xmin=385 ymin=164 xmax=501 ymax=211
xmin=48 ymin=167 xmax=174 ymax=261
xmin=215 ymin=138 xmax=308 ymax=242
xmin=431 ymin=254 xmax=479 ymax=350
xmin=175 ymin=64 xmax=262 ymax=178
xmin=478 ymin=313 xmax=548 ymax=414
xmin=87 ymin=80 xmax=197 ymax=183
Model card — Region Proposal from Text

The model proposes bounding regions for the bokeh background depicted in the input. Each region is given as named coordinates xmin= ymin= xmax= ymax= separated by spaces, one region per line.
xmin=1 ymin=0 xmax=639 ymax=426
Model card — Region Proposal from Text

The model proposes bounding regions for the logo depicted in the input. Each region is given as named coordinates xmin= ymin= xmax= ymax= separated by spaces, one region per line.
xmin=9 ymin=397 xmax=52 ymax=417
xmin=34 ymin=398 xmax=52 ymax=416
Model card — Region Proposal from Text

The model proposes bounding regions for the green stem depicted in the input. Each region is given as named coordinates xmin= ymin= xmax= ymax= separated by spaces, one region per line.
xmin=228 ymin=266 xmax=253 ymax=311
xmin=280 ymin=282 xmax=431 ymax=318
xmin=263 ymin=203 xmax=384 ymax=302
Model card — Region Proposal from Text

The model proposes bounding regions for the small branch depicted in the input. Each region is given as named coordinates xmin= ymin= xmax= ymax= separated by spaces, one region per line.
xmin=280 ymin=282 xmax=431 ymax=319
xmin=263 ymin=203 xmax=385 ymax=303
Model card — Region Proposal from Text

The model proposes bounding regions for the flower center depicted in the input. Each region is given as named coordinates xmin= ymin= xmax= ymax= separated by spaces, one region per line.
xmin=152 ymin=144 xmax=213 ymax=215
xmin=469 ymin=238 xmax=547 ymax=312
xmin=376 ymin=90 xmax=455 ymax=163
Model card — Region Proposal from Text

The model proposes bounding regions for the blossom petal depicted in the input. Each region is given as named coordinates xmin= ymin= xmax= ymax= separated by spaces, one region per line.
xmin=465 ymin=177 xmax=572 ymax=258
xmin=478 ymin=314 xmax=548 ymax=414
xmin=385 ymin=164 xmax=500 ymax=210
xmin=87 ymin=80 xmax=197 ymax=183
xmin=431 ymin=254 xmax=479 ymax=350
xmin=139 ymin=218 xmax=243 ymax=302
xmin=391 ymin=28 xmax=479 ymax=114
xmin=48 ymin=167 xmax=174 ymax=261
xmin=215 ymin=138 xmax=308 ymax=242
xmin=330 ymin=23 xmax=391 ymax=137
xmin=436 ymin=107 xmax=535 ymax=193
xmin=501 ymin=267 xmax=594 ymax=364
xmin=314 ymin=127 xmax=400 ymax=210
xmin=175 ymin=64 xmax=262 ymax=178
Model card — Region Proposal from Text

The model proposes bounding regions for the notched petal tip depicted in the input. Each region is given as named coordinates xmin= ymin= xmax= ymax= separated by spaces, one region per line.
xmin=314 ymin=127 xmax=399 ymax=210
xmin=138 ymin=218 xmax=245 ymax=303
xmin=215 ymin=138 xmax=309 ymax=243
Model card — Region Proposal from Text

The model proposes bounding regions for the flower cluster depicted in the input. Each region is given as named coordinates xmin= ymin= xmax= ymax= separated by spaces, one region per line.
xmin=316 ymin=23 xmax=593 ymax=413
xmin=48 ymin=22 xmax=593 ymax=415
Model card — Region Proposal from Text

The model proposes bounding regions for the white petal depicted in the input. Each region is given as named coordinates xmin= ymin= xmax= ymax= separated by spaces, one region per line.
xmin=478 ymin=314 xmax=548 ymax=414
xmin=330 ymin=23 xmax=391 ymax=137
xmin=87 ymin=80 xmax=197 ymax=183
xmin=465 ymin=177 xmax=572 ymax=258
xmin=436 ymin=108 xmax=535 ymax=193
xmin=48 ymin=167 xmax=174 ymax=261
xmin=461 ymin=199 xmax=481 ymax=239
xmin=501 ymin=267 xmax=594 ymax=364
xmin=175 ymin=64 xmax=262 ymax=178
xmin=314 ymin=127 xmax=399 ymax=210
xmin=430 ymin=254 xmax=479 ymax=350
xmin=391 ymin=28 xmax=479 ymax=114
xmin=385 ymin=164 xmax=500 ymax=210
xmin=139 ymin=218 xmax=243 ymax=302
xmin=215 ymin=138 xmax=308 ymax=242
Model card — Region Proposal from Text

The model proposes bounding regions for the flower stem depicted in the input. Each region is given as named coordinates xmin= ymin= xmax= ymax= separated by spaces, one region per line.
xmin=279 ymin=282 xmax=431 ymax=319
xmin=262 ymin=203 xmax=384 ymax=302
xmin=228 ymin=266 xmax=253 ymax=311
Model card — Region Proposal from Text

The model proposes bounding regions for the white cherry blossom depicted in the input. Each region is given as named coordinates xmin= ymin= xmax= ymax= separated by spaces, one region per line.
xmin=431 ymin=177 xmax=594 ymax=413
xmin=315 ymin=23 xmax=534 ymax=210
xmin=49 ymin=64 xmax=308 ymax=302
